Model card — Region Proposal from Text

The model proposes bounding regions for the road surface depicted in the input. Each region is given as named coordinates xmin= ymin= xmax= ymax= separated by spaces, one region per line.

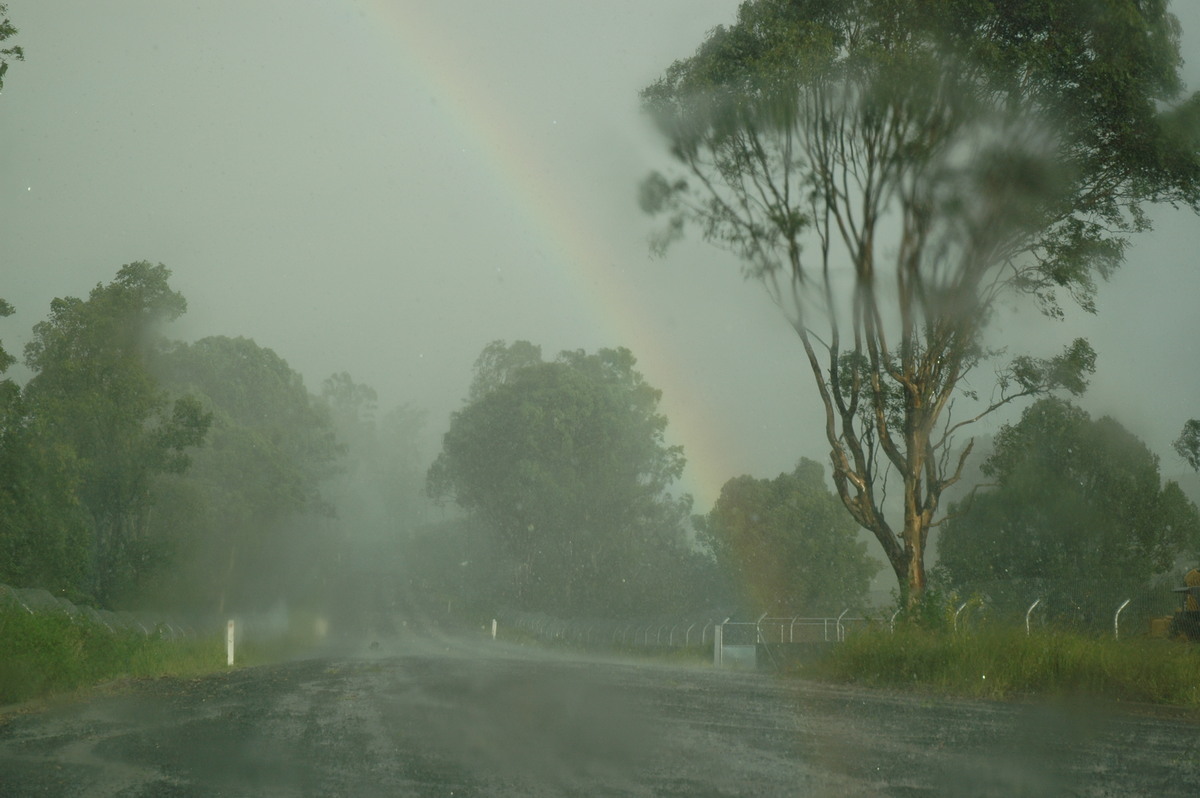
xmin=2 ymin=635 xmax=1199 ymax=796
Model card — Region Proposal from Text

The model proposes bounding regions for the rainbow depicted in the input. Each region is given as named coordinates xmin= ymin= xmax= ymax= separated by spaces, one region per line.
xmin=357 ymin=1 xmax=731 ymax=510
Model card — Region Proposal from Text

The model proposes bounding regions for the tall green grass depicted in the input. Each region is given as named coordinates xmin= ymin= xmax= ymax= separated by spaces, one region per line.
xmin=0 ymin=606 xmax=330 ymax=706
xmin=810 ymin=624 xmax=1200 ymax=706
xmin=0 ymin=606 xmax=228 ymax=705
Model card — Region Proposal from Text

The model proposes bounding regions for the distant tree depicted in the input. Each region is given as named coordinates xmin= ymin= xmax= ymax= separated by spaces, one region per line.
xmin=322 ymin=372 xmax=378 ymax=454
xmin=466 ymin=339 xmax=543 ymax=403
xmin=641 ymin=0 xmax=1200 ymax=608
xmin=0 ymin=297 xmax=14 ymax=375
xmin=697 ymin=459 xmax=878 ymax=615
xmin=938 ymin=398 xmax=1200 ymax=626
xmin=1175 ymin=419 xmax=1200 ymax=473
xmin=427 ymin=342 xmax=693 ymax=616
xmin=0 ymin=3 xmax=23 ymax=92
xmin=149 ymin=335 xmax=341 ymax=612
xmin=22 ymin=263 xmax=210 ymax=604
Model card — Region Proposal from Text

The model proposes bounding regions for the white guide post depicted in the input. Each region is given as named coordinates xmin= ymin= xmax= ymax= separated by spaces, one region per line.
xmin=226 ymin=619 xmax=235 ymax=666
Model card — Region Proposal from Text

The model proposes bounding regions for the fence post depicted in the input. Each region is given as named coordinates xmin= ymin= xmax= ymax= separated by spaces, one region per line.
xmin=1024 ymin=599 xmax=1040 ymax=636
xmin=1114 ymin=598 xmax=1132 ymax=640
xmin=953 ymin=601 xmax=969 ymax=633
xmin=713 ymin=622 xmax=723 ymax=666
xmin=836 ymin=609 xmax=850 ymax=642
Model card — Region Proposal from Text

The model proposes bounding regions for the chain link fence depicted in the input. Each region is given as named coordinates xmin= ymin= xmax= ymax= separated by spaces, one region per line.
xmin=496 ymin=609 xmax=723 ymax=651
xmin=494 ymin=608 xmax=869 ymax=671
xmin=0 ymin=583 xmax=301 ymax=644
xmin=0 ymin=583 xmax=201 ymax=639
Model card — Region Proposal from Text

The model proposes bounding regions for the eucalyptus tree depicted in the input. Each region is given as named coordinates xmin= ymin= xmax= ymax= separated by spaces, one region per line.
xmin=641 ymin=0 xmax=1200 ymax=605
xmin=22 ymin=263 xmax=210 ymax=604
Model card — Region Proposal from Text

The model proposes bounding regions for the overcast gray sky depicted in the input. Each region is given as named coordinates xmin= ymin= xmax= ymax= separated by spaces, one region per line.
xmin=3 ymin=0 xmax=1199 ymax=511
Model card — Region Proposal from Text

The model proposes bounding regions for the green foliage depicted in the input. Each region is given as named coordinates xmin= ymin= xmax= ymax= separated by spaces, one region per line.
xmin=0 ymin=383 xmax=90 ymax=596
xmin=147 ymin=336 xmax=342 ymax=613
xmin=0 ymin=606 xmax=223 ymax=705
xmin=938 ymin=398 xmax=1200 ymax=628
xmin=466 ymin=339 xmax=544 ymax=403
xmin=0 ymin=297 xmax=14 ymax=374
xmin=2 ymin=298 xmax=90 ymax=592
xmin=19 ymin=263 xmax=211 ymax=605
xmin=0 ymin=603 xmax=328 ymax=705
xmin=427 ymin=341 xmax=698 ymax=617
xmin=697 ymin=459 xmax=878 ymax=614
xmin=0 ymin=3 xmax=23 ymax=92
xmin=814 ymin=625 xmax=1200 ymax=706
xmin=1175 ymin=419 xmax=1200 ymax=472
xmin=641 ymin=0 xmax=1200 ymax=606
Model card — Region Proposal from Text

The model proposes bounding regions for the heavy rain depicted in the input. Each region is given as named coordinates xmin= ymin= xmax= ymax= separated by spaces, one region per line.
xmin=3 ymin=1 xmax=1200 ymax=795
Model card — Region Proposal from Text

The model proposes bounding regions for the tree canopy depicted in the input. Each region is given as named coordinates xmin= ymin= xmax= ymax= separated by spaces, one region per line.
xmin=21 ymin=263 xmax=211 ymax=604
xmin=697 ymin=458 xmax=879 ymax=615
xmin=641 ymin=0 xmax=1200 ymax=606
xmin=0 ymin=264 xmax=427 ymax=617
xmin=1175 ymin=419 xmax=1200 ymax=473
xmin=937 ymin=398 xmax=1200 ymax=626
xmin=148 ymin=335 xmax=342 ymax=612
xmin=427 ymin=341 xmax=695 ymax=616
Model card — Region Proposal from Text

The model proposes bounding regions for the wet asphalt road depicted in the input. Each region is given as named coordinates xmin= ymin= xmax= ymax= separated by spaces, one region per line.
xmin=2 ymin=636 xmax=1200 ymax=797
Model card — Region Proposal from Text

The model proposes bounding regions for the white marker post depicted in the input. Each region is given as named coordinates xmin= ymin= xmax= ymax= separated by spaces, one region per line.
xmin=226 ymin=619 xmax=235 ymax=666
xmin=491 ymin=618 xmax=497 ymax=641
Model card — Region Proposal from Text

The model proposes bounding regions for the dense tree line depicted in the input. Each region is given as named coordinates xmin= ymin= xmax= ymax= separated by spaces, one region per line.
xmin=0 ymin=264 xmax=431 ymax=614
xmin=937 ymin=398 xmax=1200 ymax=627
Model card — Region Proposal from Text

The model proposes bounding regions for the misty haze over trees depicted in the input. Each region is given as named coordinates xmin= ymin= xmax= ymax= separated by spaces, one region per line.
xmin=0 ymin=263 xmax=436 ymax=618
xmin=3 ymin=1 xmax=1200 ymax=635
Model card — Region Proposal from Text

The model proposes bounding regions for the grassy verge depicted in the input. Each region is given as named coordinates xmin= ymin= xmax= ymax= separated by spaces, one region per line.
xmin=0 ymin=607 xmax=321 ymax=706
xmin=808 ymin=624 xmax=1200 ymax=706
xmin=0 ymin=607 xmax=217 ymax=705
